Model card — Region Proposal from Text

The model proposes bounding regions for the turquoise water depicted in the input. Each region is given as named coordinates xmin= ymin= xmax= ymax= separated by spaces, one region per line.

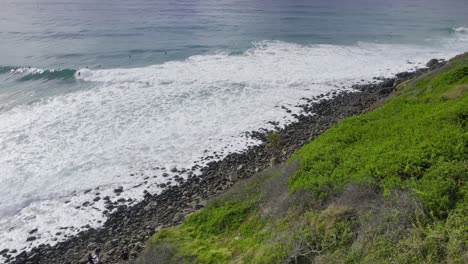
xmin=0 ymin=0 xmax=467 ymax=255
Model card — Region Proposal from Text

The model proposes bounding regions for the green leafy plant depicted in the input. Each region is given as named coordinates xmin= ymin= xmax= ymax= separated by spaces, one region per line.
xmin=266 ymin=132 xmax=281 ymax=149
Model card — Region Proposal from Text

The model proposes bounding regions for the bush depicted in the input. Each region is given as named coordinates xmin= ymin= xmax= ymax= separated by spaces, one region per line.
xmin=266 ymin=132 xmax=282 ymax=149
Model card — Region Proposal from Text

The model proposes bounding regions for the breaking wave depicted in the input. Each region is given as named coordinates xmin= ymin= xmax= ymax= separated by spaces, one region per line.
xmin=0 ymin=38 xmax=467 ymax=254
xmin=0 ymin=66 xmax=76 ymax=81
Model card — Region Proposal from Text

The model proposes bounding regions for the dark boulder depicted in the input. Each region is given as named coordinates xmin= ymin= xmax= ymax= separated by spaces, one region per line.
xmin=381 ymin=79 xmax=394 ymax=88
xmin=426 ymin=58 xmax=439 ymax=68
xmin=26 ymin=236 xmax=37 ymax=242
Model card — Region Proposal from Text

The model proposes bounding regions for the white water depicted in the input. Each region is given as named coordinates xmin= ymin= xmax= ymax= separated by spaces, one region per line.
xmin=453 ymin=27 xmax=468 ymax=33
xmin=0 ymin=35 xmax=467 ymax=254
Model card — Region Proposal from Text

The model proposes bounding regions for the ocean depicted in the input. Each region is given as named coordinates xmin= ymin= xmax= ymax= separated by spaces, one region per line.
xmin=1 ymin=0 xmax=467 ymax=255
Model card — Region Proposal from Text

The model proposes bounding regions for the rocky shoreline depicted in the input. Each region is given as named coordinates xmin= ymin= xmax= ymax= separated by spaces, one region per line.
xmin=4 ymin=59 xmax=445 ymax=264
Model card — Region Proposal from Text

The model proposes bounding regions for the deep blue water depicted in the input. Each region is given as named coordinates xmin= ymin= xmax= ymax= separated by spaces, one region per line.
xmin=0 ymin=0 xmax=467 ymax=255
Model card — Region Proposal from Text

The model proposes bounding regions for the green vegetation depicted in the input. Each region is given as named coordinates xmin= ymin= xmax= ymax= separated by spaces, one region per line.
xmin=139 ymin=53 xmax=468 ymax=263
xmin=266 ymin=131 xmax=282 ymax=149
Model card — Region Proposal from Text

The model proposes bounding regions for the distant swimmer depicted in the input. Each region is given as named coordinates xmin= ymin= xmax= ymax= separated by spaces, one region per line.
xmin=164 ymin=50 xmax=167 ymax=55
xmin=78 ymin=72 xmax=80 ymax=76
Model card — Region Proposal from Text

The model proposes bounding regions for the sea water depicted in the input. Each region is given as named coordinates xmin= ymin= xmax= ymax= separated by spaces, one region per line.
xmin=1 ymin=0 xmax=467 ymax=255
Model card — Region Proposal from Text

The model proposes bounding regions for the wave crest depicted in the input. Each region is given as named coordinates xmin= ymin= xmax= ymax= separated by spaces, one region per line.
xmin=453 ymin=27 xmax=468 ymax=34
xmin=0 ymin=66 xmax=76 ymax=81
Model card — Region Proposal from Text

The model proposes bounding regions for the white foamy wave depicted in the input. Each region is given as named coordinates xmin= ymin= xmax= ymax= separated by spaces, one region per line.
xmin=453 ymin=27 xmax=468 ymax=34
xmin=10 ymin=67 xmax=57 ymax=75
xmin=1 ymin=39 xmax=467 ymax=254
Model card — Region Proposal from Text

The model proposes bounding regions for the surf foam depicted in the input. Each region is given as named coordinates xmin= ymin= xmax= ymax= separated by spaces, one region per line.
xmin=0 ymin=37 xmax=467 ymax=254
xmin=453 ymin=27 xmax=468 ymax=33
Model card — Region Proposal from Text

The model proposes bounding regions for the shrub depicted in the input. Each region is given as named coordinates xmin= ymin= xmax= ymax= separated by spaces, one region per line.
xmin=266 ymin=132 xmax=282 ymax=149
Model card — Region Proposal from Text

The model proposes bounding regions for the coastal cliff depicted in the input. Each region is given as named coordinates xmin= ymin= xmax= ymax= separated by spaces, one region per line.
xmin=140 ymin=53 xmax=468 ymax=263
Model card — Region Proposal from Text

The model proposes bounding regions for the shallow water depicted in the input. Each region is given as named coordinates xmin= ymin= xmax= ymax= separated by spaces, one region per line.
xmin=0 ymin=0 xmax=467 ymax=255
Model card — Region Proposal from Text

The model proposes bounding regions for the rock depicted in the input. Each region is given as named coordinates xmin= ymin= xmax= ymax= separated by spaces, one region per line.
xmin=93 ymin=197 xmax=101 ymax=202
xmin=78 ymin=256 xmax=88 ymax=264
xmin=27 ymin=253 xmax=38 ymax=261
xmin=426 ymin=58 xmax=439 ymax=68
xmin=114 ymin=186 xmax=123 ymax=193
xmin=0 ymin=249 xmax=8 ymax=254
xmin=87 ymin=243 xmax=97 ymax=250
xmin=144 ymin=201 xmax=157 ymax=211
xmin=182 ymin=211 xmax=193 ymax=219
xmin=133 ymin=242 xmax=144 ymax=251
xmin=26 ymin=236 xmax=36 ymax=242
xmin=172 ymin=212 xmax=184 ymax=222
xmin=29 ymin=228 xmax=38 ymax=234
xmin=381 ymin=79 xmax=394 ymax=88
xmin=228 ymin=170 xmax=238 ymax=182
xmin=396 ymin=71 xmax=412 ymax=79
xmin=104 ymin=204 xmax=114 ymax=210
xmin=197 ymin=200 xmax=207 ymax=208
xmin=93 ymin=248 xmax=102 ymax=261
xmin=270 ymin=156 xmax=280 ymax=167
xmin=143 ymin=191 xmax=153 ymax=199
xmin=236 ymin=165 xmax=243 ymax=171
xmin=107 ymin=248 xmax=115 ymax=256
xmin=120 ymin=247 xmax=129 ymax=260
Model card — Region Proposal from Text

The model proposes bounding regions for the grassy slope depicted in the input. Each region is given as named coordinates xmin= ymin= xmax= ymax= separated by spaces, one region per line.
xmin=140 ymin=54 xmax=468 ymax=264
